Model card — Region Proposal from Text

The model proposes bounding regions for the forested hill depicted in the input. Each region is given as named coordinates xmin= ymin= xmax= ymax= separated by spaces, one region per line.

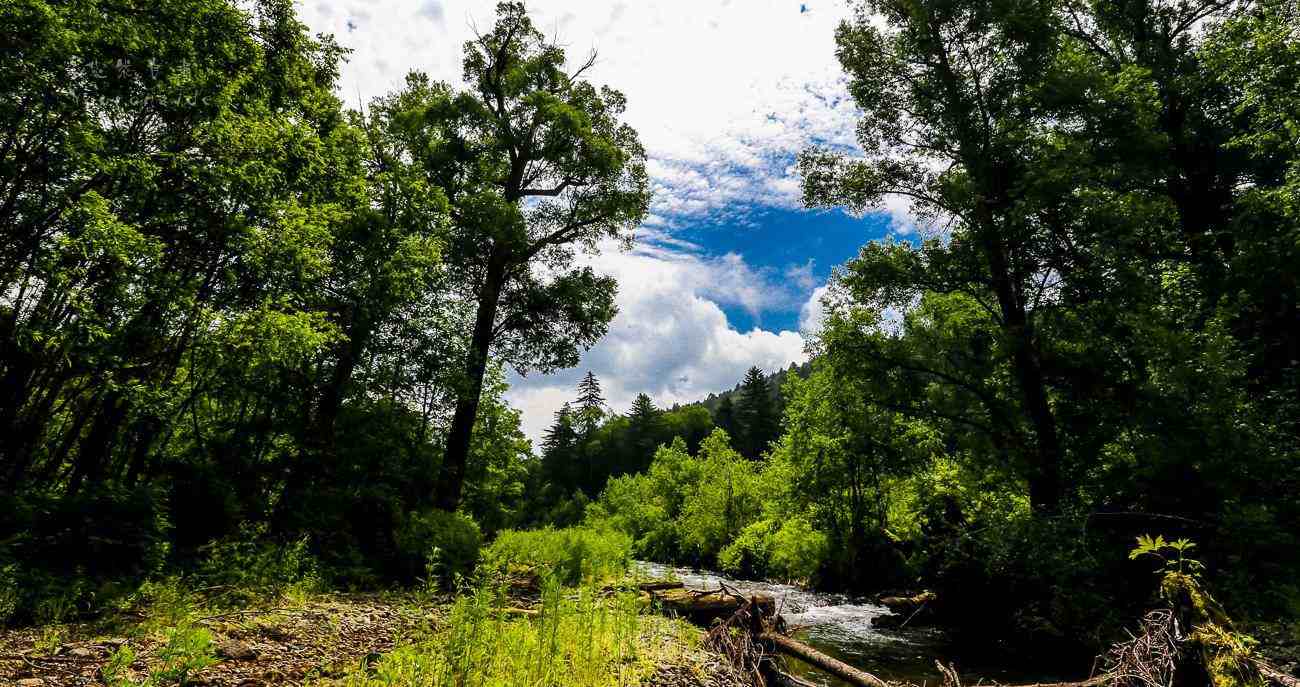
xmin=696 ymin=361 xmax=812 ymax=415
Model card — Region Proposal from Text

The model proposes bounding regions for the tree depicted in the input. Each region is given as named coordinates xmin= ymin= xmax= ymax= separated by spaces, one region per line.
xmin=541 ymin=403 xmax=579 ymax=488
xmin=625 ymin=393 xmax=663 ymax=473
xmin=736 ymin=366 xmax=777 ymax=459
xmin=713 ymin=396 xmax=740 ymax=442
xmin=801 ymin=0 xmax=1073 ymax=512
xmin=398 ymin=2 xmax=650 ymax=511
xmin=575 ymin=371 xmax=607 ymax=437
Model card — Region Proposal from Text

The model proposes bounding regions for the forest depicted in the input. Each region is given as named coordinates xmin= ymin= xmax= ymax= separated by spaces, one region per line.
xmin=1 ymin=0 xmax=1298 ymax=686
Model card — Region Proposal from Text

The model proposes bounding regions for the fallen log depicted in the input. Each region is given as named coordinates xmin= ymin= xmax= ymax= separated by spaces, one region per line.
xmin=649 ymin=586 xmax=776 ymax=626
xmin=1258 ymin=662 xmax=1300 ymax=687
xmin=760 ymin=631 xmax=891 ymax=687
xmin=638 ymin=580 xmax=686 ymax=592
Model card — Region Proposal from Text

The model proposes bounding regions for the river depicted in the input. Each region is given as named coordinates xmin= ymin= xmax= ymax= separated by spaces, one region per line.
xmin=636 ymin=562 xmax=1075 ymax=687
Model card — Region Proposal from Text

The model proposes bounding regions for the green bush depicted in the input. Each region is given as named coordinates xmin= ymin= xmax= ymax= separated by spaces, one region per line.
xmin=190 ymin=524 xmax=320 ymax=602
xmin=769 ymin=516 xmax=828 ymax=582
xmin=0 ymin=487 xmax=170 ymax=623
xmin=718 ymin=520 xmax=775 ymax=579
xmin=481 ymin=527 xmax=632 ymax=585
xmin=395 ymin=510 xmax=482 ymax=584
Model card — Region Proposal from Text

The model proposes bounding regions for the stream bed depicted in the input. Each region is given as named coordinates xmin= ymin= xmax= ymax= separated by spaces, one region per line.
xmin=636 ymin=562 xmax=1075 ymax=686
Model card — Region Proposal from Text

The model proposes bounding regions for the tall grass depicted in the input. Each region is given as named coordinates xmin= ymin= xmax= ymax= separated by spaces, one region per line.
xmin=336 ymin=575 xmax=697 ymax=687
xmin=480 ymin=527 xmax=633 ymax=585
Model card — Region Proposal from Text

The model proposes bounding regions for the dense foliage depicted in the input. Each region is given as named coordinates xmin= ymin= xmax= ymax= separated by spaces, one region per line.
xmin=0 ymin=0 xmax=637 ymax=621
xmin=3 ymin=0 xmax=1298 ymax=667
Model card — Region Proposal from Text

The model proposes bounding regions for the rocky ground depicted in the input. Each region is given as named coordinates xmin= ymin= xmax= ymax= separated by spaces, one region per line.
xmin=0 ymin=594 xmax=433 ymax=686
xmin=0 ymin=591 xmax=748 ymax=687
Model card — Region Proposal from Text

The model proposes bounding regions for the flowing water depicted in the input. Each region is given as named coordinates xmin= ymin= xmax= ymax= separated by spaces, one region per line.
xmin=636 ymin=562 xmax=1076 ymax=686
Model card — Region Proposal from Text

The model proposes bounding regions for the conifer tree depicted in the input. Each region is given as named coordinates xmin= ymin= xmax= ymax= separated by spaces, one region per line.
xmin=541 ymin=402 xmax=579 ymax=486
xmin=714 ymin=396 xmax=740 ymax=445
xmin=626 ymin=393 xmax=662 ymax=472
xmin=575 ymin=371 xmax=606 ymax=437
xmin=736 ymin=366 xmax=777 ymax=459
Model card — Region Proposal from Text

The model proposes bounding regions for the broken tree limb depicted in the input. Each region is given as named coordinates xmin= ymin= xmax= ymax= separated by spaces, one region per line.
xmin=759 ymin=631 xmax=891 ymax=687
xmin=649 ymin=586 xmax=776 ymax=626
xmin=1259 ymin=663 xmax=1300 ymax=687
xmin=638 ymin=580 xmax=685 ymax=591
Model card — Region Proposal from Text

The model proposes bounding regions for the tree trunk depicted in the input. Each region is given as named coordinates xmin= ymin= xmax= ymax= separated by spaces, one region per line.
xmin=976 ymin=201 xmax=1063 ymax=515
xmin=434 ymin=258 xmax=506 ymax=512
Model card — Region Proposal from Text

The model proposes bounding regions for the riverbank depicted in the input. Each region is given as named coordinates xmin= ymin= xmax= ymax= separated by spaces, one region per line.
xmin=0 ymin=579 xmax=746 ymax=687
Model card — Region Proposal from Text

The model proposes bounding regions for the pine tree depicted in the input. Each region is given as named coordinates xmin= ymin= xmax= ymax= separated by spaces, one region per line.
xmin=713 ymin=396 xmax=740 ymax=446
xmin=541 ymin=403 xmax=579 ymax=489
xmin=736 ymin=366 xmax=777 ymax=459
xmin=626 ymin=393 xmax=662 ymax=472
xmin=575 ymin=371 xmax=606 ymax=437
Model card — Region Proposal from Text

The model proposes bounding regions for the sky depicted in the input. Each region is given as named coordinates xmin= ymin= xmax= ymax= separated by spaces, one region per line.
xmin=297 ymin=0 xmax=906 ymax=442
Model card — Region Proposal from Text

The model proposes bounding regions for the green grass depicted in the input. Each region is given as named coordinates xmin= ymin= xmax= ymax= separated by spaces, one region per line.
xmin=480 ymin=526 xmax=633 ymax=585
xmin=330 ymin=575 xmax=697 ymax=687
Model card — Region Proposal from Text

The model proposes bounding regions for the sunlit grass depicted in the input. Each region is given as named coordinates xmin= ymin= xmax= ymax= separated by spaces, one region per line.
xmin=480 ymin=527 xmax=633 ymax=586
xmin=332 ymin=574 xmax=698 ymax=687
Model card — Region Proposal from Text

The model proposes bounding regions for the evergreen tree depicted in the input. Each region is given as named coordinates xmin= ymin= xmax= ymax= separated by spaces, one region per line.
xmin=625 ymin=393 xmax=663 ymax=473
xmin=714 ymin=396 xmax=740 ymax=444
xmin=541 ymin=403 xmax=579 ymax=488
xmin=575 ymin=371 xmax=607 ymax=437
xmin=736 ymin=367 xmax=777 ymax=459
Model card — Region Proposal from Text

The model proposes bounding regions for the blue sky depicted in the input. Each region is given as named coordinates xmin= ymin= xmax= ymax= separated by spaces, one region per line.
xmin=299 ymin=0 xmax=908 ymax=439
xmin=672 ymin=207 xmax=891 ymax=333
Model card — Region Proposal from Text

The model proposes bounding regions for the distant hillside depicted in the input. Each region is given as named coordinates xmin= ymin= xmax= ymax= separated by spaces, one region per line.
xmin=692 ymin=360 xmax=813 ymax=415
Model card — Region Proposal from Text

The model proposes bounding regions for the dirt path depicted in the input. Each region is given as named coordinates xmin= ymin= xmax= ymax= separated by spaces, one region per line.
xmin=0 ymin=594 xmax=432 ymax=687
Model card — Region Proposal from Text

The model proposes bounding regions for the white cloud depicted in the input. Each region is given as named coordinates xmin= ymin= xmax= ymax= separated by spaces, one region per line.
xmin=297 ymin=0 xmax=872 ymax=227
xmin=798 ymin=284 xmax=831 ymax=333
xmin=505 ymin=243 xmax=810 ymax=441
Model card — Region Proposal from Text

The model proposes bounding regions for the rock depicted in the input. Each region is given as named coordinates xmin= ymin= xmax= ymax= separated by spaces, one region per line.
xmin=66 ymin=647 xmax=94 ymax=658
xmin=215 ymin=637 xmax=258 ymax=661
xmin=870 ymin=614 xmax=904 ymax=630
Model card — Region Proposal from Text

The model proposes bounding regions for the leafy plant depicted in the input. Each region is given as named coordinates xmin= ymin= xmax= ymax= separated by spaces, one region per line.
xmin=1130 ymin=535 xmax=1206 ymax=578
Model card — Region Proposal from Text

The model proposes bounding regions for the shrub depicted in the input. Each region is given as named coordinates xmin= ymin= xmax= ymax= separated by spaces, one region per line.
xmin=481 ymin=527 xmax=632 ymax=585
xmin=718 ymin=520 xmax=775 ymax=579
xmin=190 ymin=524 xmax=320 ymax=602
xmin=395 ymin=510 xmax=482 ymax=585
xmin=0 ymin=486 xmax=169 ymax=623
xmin=768 ymin=516 xmax=828 ymax=582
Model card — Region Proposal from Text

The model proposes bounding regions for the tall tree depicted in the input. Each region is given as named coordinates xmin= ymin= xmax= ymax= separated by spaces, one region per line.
xmin=575 ymin=371 xmax=607 ymax=437
xmin=713 ymin=396 xmax=740 ymax=443
xmin=398 ymin=2 xmax=650 ymax=511
xmin=625 ymin=392 xmax=663 ymax=473
xmin=736 ymin=366 xmax=777 ymax=459
xmin=801 ymin=0 xmax=1068 ymax=511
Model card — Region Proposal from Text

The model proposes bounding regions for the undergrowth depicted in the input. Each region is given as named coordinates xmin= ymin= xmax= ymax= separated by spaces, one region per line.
xmin=480 ymin=526 xmax=632 ymax=585
xmin=330 ymin=574 xmax=696 ymax=687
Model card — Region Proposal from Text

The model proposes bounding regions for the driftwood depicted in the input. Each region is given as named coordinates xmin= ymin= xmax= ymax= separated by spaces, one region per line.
xmin=638 ymin=580 xmax=686 ymax=592
xmin=648 ymin=585 xmax=776 ymax=626
xmin=760 ymin=631 xmax=890 ymax=687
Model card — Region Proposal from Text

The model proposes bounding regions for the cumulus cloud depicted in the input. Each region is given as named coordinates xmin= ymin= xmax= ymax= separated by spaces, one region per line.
xmin=297 ymin=0 xmax=878 ymax=224
xmin=798 ymin=284 xmax=831 ymax=333
xmin=505 ymin=244 xmax=810 ymax=441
